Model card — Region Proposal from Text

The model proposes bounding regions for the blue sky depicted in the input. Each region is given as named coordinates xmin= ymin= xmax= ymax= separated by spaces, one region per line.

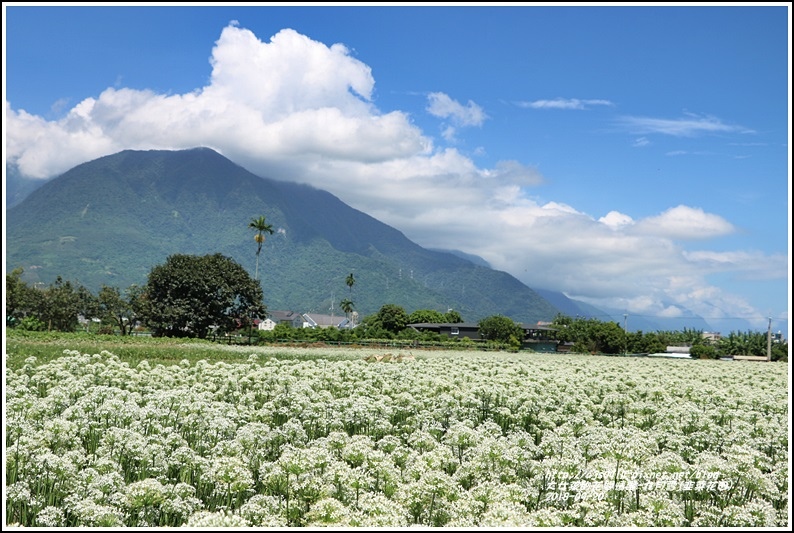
xmin=3 ymin=3 xmax=791 ymax=334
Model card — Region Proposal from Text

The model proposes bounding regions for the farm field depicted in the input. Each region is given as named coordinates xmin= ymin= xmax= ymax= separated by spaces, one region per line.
xmin=4 ymin=333 xmax=790 ymax=527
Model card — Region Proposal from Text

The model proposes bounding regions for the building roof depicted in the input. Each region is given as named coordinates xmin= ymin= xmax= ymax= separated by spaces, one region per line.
xmin=267 ymin=310 xmax=302 ymax=321
xmin=409 ymin=322 xmax=558 ymax=331
xmin=303 ymin=313 xmax=347 ymax=327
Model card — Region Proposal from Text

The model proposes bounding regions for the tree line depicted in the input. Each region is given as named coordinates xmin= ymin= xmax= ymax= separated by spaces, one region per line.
xmin=6 ymin=253 xmax=786 ymax=361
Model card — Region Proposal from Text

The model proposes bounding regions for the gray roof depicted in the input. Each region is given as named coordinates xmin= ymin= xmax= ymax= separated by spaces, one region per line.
xmin=303 ymin=313 xmax=347 ymax=327
xmin=267 ymin=310 xmax=302 ymax=321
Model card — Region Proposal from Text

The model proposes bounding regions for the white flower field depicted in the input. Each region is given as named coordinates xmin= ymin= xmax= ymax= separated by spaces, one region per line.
xmin=4 ymin=345 xmax=790 ymax=527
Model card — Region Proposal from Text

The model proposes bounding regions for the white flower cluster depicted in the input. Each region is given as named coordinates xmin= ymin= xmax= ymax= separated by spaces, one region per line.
xmin=4 ymin=348 xmax=788 ymax=527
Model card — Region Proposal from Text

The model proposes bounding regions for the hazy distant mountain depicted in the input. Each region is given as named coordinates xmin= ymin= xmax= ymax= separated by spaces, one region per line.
xmin=5 ymin=148 xmax=562 ymax=323
xmin=533 ymin=288 xmax=721 ymax=332
xmin=5 ymin=163 xmax=48 ymax=209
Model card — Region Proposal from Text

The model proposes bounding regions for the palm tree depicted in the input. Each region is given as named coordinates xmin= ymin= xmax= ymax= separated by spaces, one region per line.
xmin=248 ymin=215 xmax=274 ymax=280
xmin=340 ymin=298 xmax=355 ymax=325
xmin=346 ymin=272 xmax=356 ymax=294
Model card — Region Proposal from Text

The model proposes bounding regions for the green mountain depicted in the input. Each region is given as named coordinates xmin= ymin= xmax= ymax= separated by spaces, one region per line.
xmin=5 ymin=147 xmax=563 ymax=323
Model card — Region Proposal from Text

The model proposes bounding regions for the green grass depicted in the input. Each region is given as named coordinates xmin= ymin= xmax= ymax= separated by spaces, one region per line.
xmin=4 ymin=330 xmax=239 ymax=370
xmin=3 ymin=330 xmax=399 ymax=370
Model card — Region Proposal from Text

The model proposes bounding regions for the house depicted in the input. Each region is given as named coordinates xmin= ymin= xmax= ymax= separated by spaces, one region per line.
xmin=257 ymin=310 xmax=304 ymax=331
xmin=408 ymin=322 xmax=482 ymax=340
xmin=302 ymin=313 xmax=351 ymax=329
xmin=408 ymin=321 xmax=560 ymax=351
xmin=518 ymin=323 xmax=560 ymax=352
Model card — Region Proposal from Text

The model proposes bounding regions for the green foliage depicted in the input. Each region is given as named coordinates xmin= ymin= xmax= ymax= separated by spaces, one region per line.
xmin=340 ymin=298 xmax=355 ymax=317
xmin=97 ymin=284 xmax=143 ymax=335
xmin=36 ymin=277 xmax=89 ymax=332
xmin=478 ymin=315 xmax=523 ymax=344
xmin=140 ymin=253 xmax=266 ymax=339
xmin=444 ymin=309 xmax=463 ymax=323
xmin=407 ymin=309 xmax=446 ymax=324
xmin=366 ymin=304 xmax=410 ymax=334
xmin=718 ymin=330 xmax=774 ymax=357
xmin=627 ymin=331 xmax=666 ymax=354
xmin=249 ymin=215 xmax=275 ymax=280
xmin=551 ymin=315 xmax=627 ymax=354
xmin=690 ymin=344 xmax=717 ymax=359
xmin=771 ymin=341 xmax=788 ymax=362
xmin=6 ymin=267 xmax=41 ymax=325
xmin=17 ymin=315 xmax=46 ymax=331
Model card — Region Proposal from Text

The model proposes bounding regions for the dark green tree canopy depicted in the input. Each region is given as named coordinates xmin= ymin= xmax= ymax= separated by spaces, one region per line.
xmin=408 ymin=309 xmax=446 ymax=324
xmin=368 ymin=304 xmax=410 ymax=334
xmin=444 ymin=309 xmax=464 ymax=323
xmin=140 ymin=253 xmax=265 ymax=338
xmin=97 ymin=284 xmax=144 ymax=336
xmin=478 ymin=314 xmax=524 ymax=344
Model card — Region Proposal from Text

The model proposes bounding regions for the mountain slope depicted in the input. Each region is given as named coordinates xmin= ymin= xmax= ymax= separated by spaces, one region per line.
xmin=6 ymin=148 xmax=561 ymax=323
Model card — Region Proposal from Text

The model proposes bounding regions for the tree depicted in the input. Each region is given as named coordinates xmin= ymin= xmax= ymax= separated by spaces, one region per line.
xmin=6 ymin=267 xmax=39 ymax=327
xmin=97 ymin=284 xmax=143 ymax=335
xmin=369 ymin=304 xmax=409 ymax=334
xmin=478 ymin=314 xmax=524 ymax=345
xmin=140 ymin=253 xmax=265 ymax=338
xmin=346 ymin=273 xmax=356 ymax=294
xmin=444 ymin=309 xmax=463 ymax=323
xmin=37 ymin=277 xmax=86 ymax=332
xmin=690 ymin=344 xmax=717 ymax=359
xmin=248 ymin=215 xmax=275 ymax=281
xmin=408 ymin=309 xmax=446 ymax=324
xmin=340 ymin=298 xmax=355 ymax=323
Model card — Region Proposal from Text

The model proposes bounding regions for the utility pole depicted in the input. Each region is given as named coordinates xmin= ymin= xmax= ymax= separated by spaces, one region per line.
xmin=623 ymin=313 xmax=628 ymax=354
xmin=767 ymin=317 xmax=772 ymax=362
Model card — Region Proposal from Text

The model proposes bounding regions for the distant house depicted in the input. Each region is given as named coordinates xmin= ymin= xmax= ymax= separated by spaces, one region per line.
xmin=408 ymin=321 xmax=560 ymax=351
xmin=302 ymin=313 xmax=351 ymax=329
xmin=258 ymin=310 xmax=304 ymax=331
xmin=518 ymin=323 xmax=559 ymax=352
xmin=408 ymin=322 xmax=482 ymax=340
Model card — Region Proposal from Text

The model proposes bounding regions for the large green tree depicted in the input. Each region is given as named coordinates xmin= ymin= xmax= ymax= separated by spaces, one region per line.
xmin=408 ymin=309 xmax=446 ymax=324
xmin=5 ymin=267 xmax=39 ymax=327
xmin=97 ymin=284 xmax=144 ymax=335
xmin=248 ymin=215 xmax=274 ymax=281
xmin=444 ymin=309 xmax=464 ymax=323
xmin=367 ymin=304 xmax=410 ymax=334
xmin=478 ymin=314 xmax=524 ymax=344
xmin=35 ymin=276 xmax=91 ymax=332
xmin=140 ymin=253 xmax=265 ymax=338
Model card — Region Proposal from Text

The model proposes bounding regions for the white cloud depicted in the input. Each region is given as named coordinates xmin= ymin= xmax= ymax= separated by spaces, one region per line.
xmin=599 ymin=210 xmax=634 ymax=229
xmin=5 ymin=23 xmax=782 ymax=326
xmin=633 ymin=205 xmax=735 ymax=240
xmin=683 ymin=250 xmax=789 ymax=280
xmin=615 ymin=112 xmax=754 ymax=137
xmin=426 ymin=92 xmax=487 ymax=127
xmin=517 ymin=98 xmax=614 ymax=110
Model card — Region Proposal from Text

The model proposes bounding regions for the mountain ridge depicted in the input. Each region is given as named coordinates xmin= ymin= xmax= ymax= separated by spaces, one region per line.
xmin=6 ymin=147 xmax=564 ymax=323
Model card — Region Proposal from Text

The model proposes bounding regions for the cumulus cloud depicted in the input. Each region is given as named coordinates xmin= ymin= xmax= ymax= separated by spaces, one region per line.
xmin=599 ymin=210 xmax=634 ymax=229
xmin=5 ymin=23 xmax=782 ymax=325
xmin=517 ymin=98 xmax=614 ymax=110
xmin=633 ymin=205 xmax=735 ymax=240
